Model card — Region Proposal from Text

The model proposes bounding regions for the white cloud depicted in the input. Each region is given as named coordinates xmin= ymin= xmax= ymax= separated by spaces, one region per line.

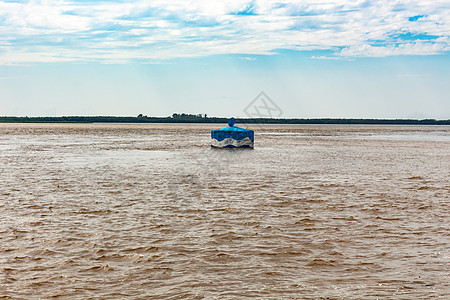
xmin=0 ymin=0 xmax=449 ymax=64
xmin=310 ymin=55 xmax=342 ymax=60
xmin=339 ymin=42 xmax=450 ymax=57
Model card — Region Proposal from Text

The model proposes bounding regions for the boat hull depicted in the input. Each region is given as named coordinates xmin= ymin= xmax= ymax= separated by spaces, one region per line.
xmin=211 ymin=137 xmax=254 ymax=149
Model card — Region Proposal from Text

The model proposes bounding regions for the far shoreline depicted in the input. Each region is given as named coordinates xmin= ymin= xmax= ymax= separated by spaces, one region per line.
xmin=1 ymin=116 xmax=450 ymax=125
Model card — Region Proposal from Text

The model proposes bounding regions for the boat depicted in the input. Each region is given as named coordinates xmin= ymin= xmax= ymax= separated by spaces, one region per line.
xmin=211 ymin=118 xmax=254 ymax=148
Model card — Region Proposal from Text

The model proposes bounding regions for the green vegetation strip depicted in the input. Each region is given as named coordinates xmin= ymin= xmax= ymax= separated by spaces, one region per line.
xmin=1 ymin=116 xmax=449 ymax=125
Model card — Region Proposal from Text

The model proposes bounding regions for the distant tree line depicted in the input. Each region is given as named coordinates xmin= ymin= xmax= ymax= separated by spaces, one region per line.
xmin=0 ymin=115 xmax=449 ymax=125
xmin=172 ymin=113 xmax=207 ymax=118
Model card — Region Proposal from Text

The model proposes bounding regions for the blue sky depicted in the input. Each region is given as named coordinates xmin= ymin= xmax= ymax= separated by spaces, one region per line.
xmin=0 ymin=0 xmax=449 ymax=118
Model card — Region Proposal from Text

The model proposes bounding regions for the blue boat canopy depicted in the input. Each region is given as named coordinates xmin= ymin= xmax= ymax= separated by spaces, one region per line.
xmin=211 ymin=117 xmax=254 ymax=148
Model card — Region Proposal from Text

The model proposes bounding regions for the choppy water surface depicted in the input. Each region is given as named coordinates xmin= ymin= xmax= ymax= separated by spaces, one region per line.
xmin=1 ymin=123 xmax=449 ymax=299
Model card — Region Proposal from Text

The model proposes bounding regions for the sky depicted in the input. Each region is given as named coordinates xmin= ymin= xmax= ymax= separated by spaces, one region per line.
xmin=0 ymin=0 xmax=449 ymax=119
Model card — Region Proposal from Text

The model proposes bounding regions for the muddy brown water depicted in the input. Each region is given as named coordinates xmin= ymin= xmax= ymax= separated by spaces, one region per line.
xmin=1 ymin=123 xmax=449 ymax=299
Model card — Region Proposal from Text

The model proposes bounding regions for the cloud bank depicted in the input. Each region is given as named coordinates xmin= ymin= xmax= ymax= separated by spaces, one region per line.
xmin=0 ymin=0 xmax=449 ymax=64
